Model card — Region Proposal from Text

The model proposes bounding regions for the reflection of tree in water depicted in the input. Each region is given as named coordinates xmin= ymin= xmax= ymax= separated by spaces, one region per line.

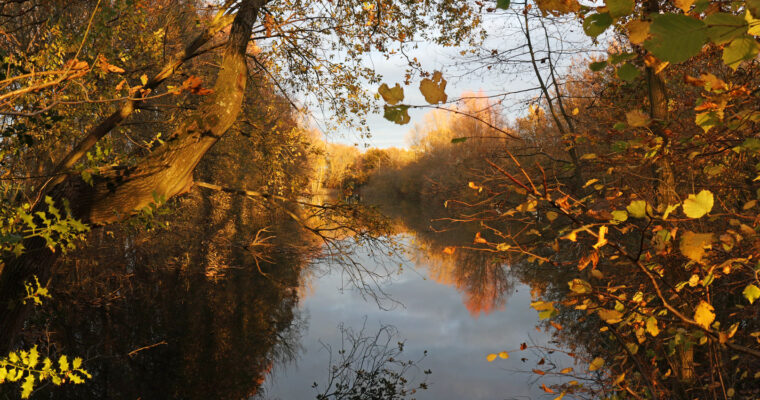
xmin=373 ymin=198 xmax=516 ymax=317
xmin=20 ymin=126 xmax=320 ymax=399
xmin=408 ymin=238 xmax=514 ymax=317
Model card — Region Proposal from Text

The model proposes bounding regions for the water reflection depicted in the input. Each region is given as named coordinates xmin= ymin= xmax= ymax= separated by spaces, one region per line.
xmin=13 ymin=189 xmax=540 ymax=399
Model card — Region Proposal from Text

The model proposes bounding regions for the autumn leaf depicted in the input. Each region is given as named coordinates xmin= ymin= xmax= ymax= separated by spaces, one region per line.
xmin=541 ymin=383 xmax=555 ymax=393
xmin=532 ymin=369 xmax=546 ymax=375
xmin=378 ymin=83 xmax=404 ymax=105
xmin=626 ymin=20 xmax=651 ymax=45
xmin=592 ymin=225 xmax=608 ymax=249
xmin=588 ymin=357 xmax=604 ymax=371
xmin=694 ymin=300 xmax=716 ymax=329
xmin=568 ymin=278 xmax=592 ymax=294
xmin=625 ymin=110 xmax=650 ymax=127
xmin=419 ymin=71 xmax=447 ymax=104
xmin=597 ymin=308 xmax=623 ymax=324
xmin=535 ymin=0 xmax=580 ymax=16
xmin=560 ymin=367 xmax=573 ymax=374
xmin=743 ymin=284 xmax=760 ymax=304
xmin=499 ymin=351 xmax=509 ymax=359
xmin=683 ymin=190 xmax=714 ymax=218
xmin=680 ymin=231 xmax=714 ymax=262
xmin=646 ymin=316 xmax=660 ymax=336
xmin=474 ymin=232 xmax=487 ymax=244
xmin=487 ymin=353 xmax=498 ymax=362
xmin=626 ymin=199 xmax=648 ymax=218
xmin=443 ymin=246 xmax=456 ymax=255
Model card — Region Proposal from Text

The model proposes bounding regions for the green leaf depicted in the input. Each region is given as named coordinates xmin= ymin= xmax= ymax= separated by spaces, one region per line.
xmin=589 ymin=61 xmax=608 ymax=71
xmin=644 ymin=13 xmax=707 ymax=64
xmin=605 ymin=0 xmax=633 ymax=18
xmin=722 ymin=35 xmax=759 ymax=70
xmin=583 ymin=13 xmax=613 ymax=37
xmin=451 ymin=137 xmax=468 ymax=144
xmin=378 ymin=83 xmax=404 ymax=105
xmin=608 ymin=52 xmax=636 ymax=64
xmin=705 ymin=13 xmax=748 ymax=45
xmin=626 ymin=200 xmax=648 ymax=218
xmin=682 ymin=190 xmax=714 ymax=218
xmin=743 ymin=284 xmax=760 ymax=304
xmin=383 ymin=105 xmax=410 ymax=125
xmin=616 ymin=62 xmax=640 ymax=82
xmin=496 ymin=0 xmax=511 ymax=9
xmin=695 ymin=111 xmax=720 ymax=132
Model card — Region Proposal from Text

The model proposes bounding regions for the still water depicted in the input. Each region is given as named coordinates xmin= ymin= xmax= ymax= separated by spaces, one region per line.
xmin=265 ymin=235 xmax=559 ymax=400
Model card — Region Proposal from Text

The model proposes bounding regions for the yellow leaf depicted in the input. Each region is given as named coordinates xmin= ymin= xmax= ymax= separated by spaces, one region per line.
xmin=662 ymin=203 xmax=680 ymax=220
xmin=593 ymin=226 xmax=608 ymax=249
xmin=487 ymin=353 xmax=498 ymax=362
xmin=627 ymin=20 xmax=651 ymax=44
xmin=419 ymin=71 xmax=447 ymax=104
xmin=140 ymin=74 xmax=148 ymax=86
xmin=646 ymin=316 xmax=660 ymax=336
xmin=611 ymin=210 xmax=628 ymax=223
xmin=683 ymin=190 xmax=714 ymax=218
xmin=694 ymin=300 xmax=716 ymax=329
xmin=614 ymin=373 xmax=626 ymax=385
xmin=625 ymin=109 xmax=650 ymax=127
xmin=746 ymin=10 xmax=760 ymax=36
xmin=499 ymin=351 xmax=509 ymax=359
xmin=535 ymin=0 xmax=581 ymax=16
xmin=468 ymin=181 xmax=481 ymax=190
xmin=597 ymin=308 xmax=623 ymax=324
xmin=626 ymin=200 xmax=648 ymax=218
xmin=474 ymin=232 xmax=487 ymax=244
xmin=554 ymin=392 xmax=566 ymax=400
xmin=680 ymin=231 xmax=714 ymax=262
xmin=572 ymin=107 xmax=580 ymax=115
xmin=588 ymin=357 xmax=604 ymax=371
xmin=443 ymin=246 xmax=456 ymax=255
xmin=496 ymin=243 xmax=511 ymax=251
xmin=591 ymin=269 xmax=604 ymax=279
xmin=546 ymin=211 xmax=559 ymax=222
xmin=560 ymin=367 xmax=574 ymax=374
xmin=20 ymin=374 xmax=34 ymax=399
xmin=568 ymin=279 xmax=592 ymax=294
xmin=378 ymin=83 xmax=404 ymax=105
xmin=673 ymin=0 xmax=694 ymax=12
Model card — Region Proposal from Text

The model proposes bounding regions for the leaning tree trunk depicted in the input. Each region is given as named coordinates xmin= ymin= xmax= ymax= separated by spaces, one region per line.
xmin=0 ymin=0 xmax=266 ymax=353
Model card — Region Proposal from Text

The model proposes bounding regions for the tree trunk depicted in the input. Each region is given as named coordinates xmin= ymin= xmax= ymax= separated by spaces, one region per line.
xmin=0 ymin=0 xmax=266 ymax=353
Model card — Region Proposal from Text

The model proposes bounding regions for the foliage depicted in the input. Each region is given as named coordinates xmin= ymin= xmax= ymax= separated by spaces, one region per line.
xmin=0 ymin=347 xmax=91 ymax=398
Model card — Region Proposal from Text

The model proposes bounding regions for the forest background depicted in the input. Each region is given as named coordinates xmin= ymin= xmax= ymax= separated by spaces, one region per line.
xmin=1 ymin=0 xmax=760 ymax=399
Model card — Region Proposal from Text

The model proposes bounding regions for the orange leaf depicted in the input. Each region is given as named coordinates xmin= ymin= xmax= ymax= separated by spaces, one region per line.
xmin=533 ymin=369 xmax=546 ymax=375
xmin=541 ymin=383 xmax=555 ymax=394
xmin=520 ymin=343 xmax=528 ymax=351
xmin=443 ymin=246 xmax=456 ymax=255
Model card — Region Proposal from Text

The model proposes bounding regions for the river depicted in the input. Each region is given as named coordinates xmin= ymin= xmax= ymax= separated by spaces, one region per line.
xmin=264 ymin=233 xmax=565 ymax=400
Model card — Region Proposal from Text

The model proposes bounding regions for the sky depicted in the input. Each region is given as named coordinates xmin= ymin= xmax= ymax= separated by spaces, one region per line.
xmin=307 ymin=9 xmax=599 ymax=150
